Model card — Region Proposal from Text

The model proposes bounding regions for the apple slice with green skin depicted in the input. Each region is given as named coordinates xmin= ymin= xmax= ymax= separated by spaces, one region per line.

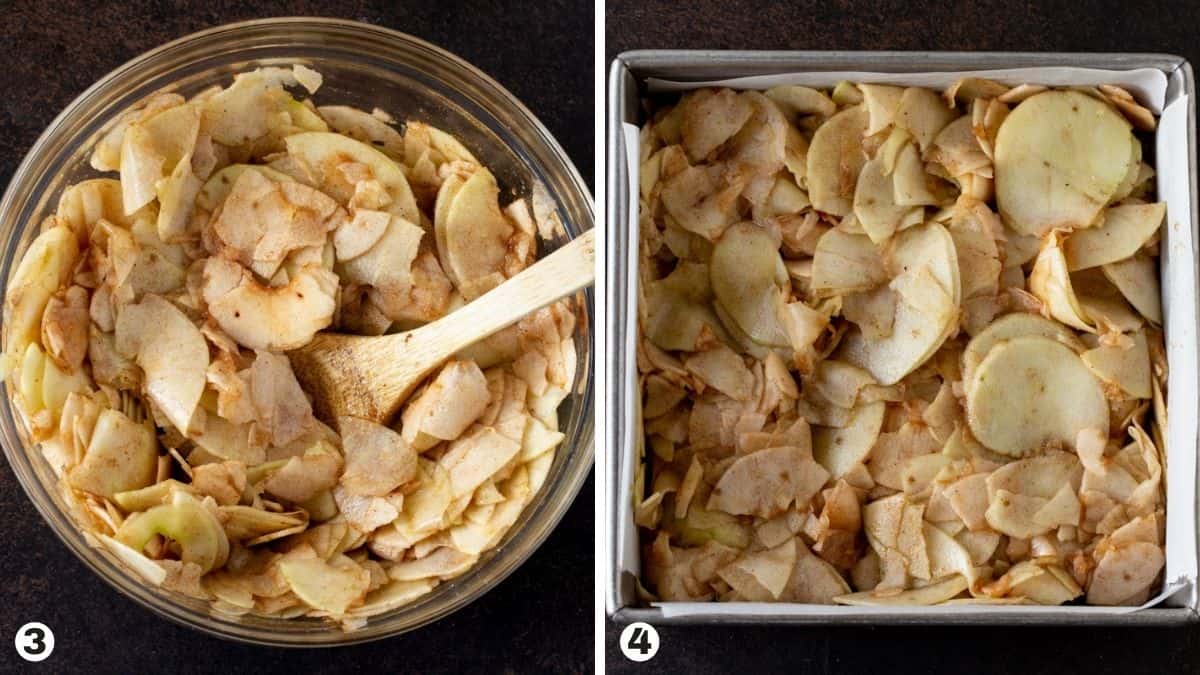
xmin=67 ymin=409 xmax=157 ymax=499
xmin=116 ymin=490 xmax=229 ymax=574
xmin=219 ymin=505 xmax=308 ymax=541
xmin=994 ymin=90 xmax=1133 ymax=237
xmin=98 ymin=535 xmax=167 ymax=585
xmin=113 ymin=479 xmax=197 ymax=512
xmin=4 ymin=225 xmax=79 ymax=361
xmin=285 ymin=131 xmax=420 ymax=223
xmin=285 ymin=98 xmax=329 ymax=133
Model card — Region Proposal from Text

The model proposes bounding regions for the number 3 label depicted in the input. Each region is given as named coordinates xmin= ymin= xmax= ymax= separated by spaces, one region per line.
xmin=619 ymin=621 xmax=659 ymax=662
xmin=14 ymin=622 xmax=54 ymax=662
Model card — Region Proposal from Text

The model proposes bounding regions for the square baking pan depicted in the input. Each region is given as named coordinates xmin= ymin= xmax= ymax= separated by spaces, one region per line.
xmin=604 ymin=51 xmax=1199 ymax=625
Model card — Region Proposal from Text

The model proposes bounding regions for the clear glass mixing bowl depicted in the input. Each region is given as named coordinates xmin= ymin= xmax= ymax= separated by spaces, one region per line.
xmin=0 ymin=17 xmax=593 ymax=646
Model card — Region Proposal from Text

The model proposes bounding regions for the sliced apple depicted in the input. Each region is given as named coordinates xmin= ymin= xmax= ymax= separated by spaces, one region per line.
xmin=56 ymin=178 xmax=130 ymax=241
xmin=67 ymin=409 xmax=157 ymax=499
xmin=994 ymin=90 xmax=1133 ymax=236
xmin=854 ymin=158 xmax=916 ymax=244
xmin=278 ymin=554 xmax=371 ymax=614
xmin=718 ymin=539 xmax=798 ymax=600
xmin=1064 ymin=202 xmax=1165 ymax=271
xmin=681 ymin=88 xmax=753 ymax=162
xmin=710 ymin=222 xmax=791 ymax=347
xmin=892 ymin=141 xmax=938 ymax=206
xmin=721 ymin=92 xmax=787 ymax=175
xmin=1082 ymin=329 xmax=1152 ymax=399
xmin=316 ymin=105 xmax=405 ymax=160
xmin=403 ymin=120 xmax=481 ymax=170
xmin=835 ymin=574 xmax=968 ymax=606
xmin=859 ymin=84 xmax=904 ymax=135
xmin=643 ymin=262 xmax=730 ymax=352
xmin=708 ymin=446 xmax=828 ymax=518
xmin=116 ymin=490 xmax=229 ymax=574
xmin=660 ymin=163 xmax=743 ymax=240
xmin=764 ymin=85 xmax=836 ymax=119
xmin=285 ymin=131 xmax=419 ymax=222
xmin=809 ymin=229 xmax=888 ymax=298
xmin=1086 ymin=541 xmax=1165 ymax=605
xmin=203 ymin=257 xmax=337 ymax=351
xmin=812 ymin=401 xmax=886 ymax=478
xmin=4 ymin=225 xmax=80 ymax=360
xmin=966 ymin=336 xmax=1108 ymax=457
xmin=838 ymin=223 xmax=960 ymax=385
xmin=120 ymin=103 xmax=201 ymax=214
xmin=115 ymin=294 xmax=208 ymax=433
xmin=1029 ymin=232 xmax=1093 ymax=331
xmin=961 ymin=312 xmax=1084 ymax=391
xmin=341 ymin=213 xmax=424 ymax=291
xmin=219 ymin=505 xmax=307 ymax=541
xmin=1102 ymin=253 xmax=1161 ymax=324
xmin=400 ymin=360 xmax=490 ymax=451
xmin=197 ymin=164 xmax=294 ymax=212
xmin=807 ymin=105 xmax=869 ymax=216
xmin=929 ymin=116 xmax=990 ymax=178
xmin=895 ymin=87 xmax=957 ymax=153
xmin=435 ymin=166 xmax=515 ymax=299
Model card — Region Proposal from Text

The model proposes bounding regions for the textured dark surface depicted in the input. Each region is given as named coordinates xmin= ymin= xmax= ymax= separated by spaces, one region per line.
xmin=0 ymin=1 xmax=593 ymax=673
xmin=607 ymin=0 xmax=1200 ymax=673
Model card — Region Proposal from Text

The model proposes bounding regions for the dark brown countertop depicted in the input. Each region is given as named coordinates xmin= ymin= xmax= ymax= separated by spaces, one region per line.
xmin=0 ymin=1 xmax=592 ymax=672
xmin=607 ymin=0 xmax=1200 ymax=672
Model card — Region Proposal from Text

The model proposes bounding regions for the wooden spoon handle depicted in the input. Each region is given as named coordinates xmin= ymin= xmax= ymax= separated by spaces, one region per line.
xmin=289 ymin=229 xmax=595 ymax=425
xmin=412 ymin=227 xmax=596 ymax=357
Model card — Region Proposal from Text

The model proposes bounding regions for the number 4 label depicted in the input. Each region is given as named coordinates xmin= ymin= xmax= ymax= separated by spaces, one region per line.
xmin=619 ymin=622 xmax=660 ymax=662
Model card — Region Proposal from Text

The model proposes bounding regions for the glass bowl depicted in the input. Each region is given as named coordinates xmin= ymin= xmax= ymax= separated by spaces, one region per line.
xmin=0 ymin=17 xmax=593 ymax=646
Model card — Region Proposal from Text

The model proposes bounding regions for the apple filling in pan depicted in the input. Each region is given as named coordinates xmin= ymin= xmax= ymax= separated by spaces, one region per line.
xmin=634 ymin=80 xmax=1166 ymax=606
xmin=1 ymin=66 xmax=577 ymax=627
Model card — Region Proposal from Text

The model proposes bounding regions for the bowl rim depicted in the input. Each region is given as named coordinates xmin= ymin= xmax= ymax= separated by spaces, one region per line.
xmin=0 ymin=16 xmax=594 ymax=647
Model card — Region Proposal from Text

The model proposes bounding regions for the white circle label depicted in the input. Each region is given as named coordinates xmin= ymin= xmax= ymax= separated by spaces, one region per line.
xmin=619 ymin=621 xmax=659 ymax=662
xmin=14 ymin=622 xmax=54 ymax=662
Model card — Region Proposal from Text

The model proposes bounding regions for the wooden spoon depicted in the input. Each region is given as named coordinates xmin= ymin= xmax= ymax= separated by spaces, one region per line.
xmin=289 ymin=228 xmax=594 ymax=425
